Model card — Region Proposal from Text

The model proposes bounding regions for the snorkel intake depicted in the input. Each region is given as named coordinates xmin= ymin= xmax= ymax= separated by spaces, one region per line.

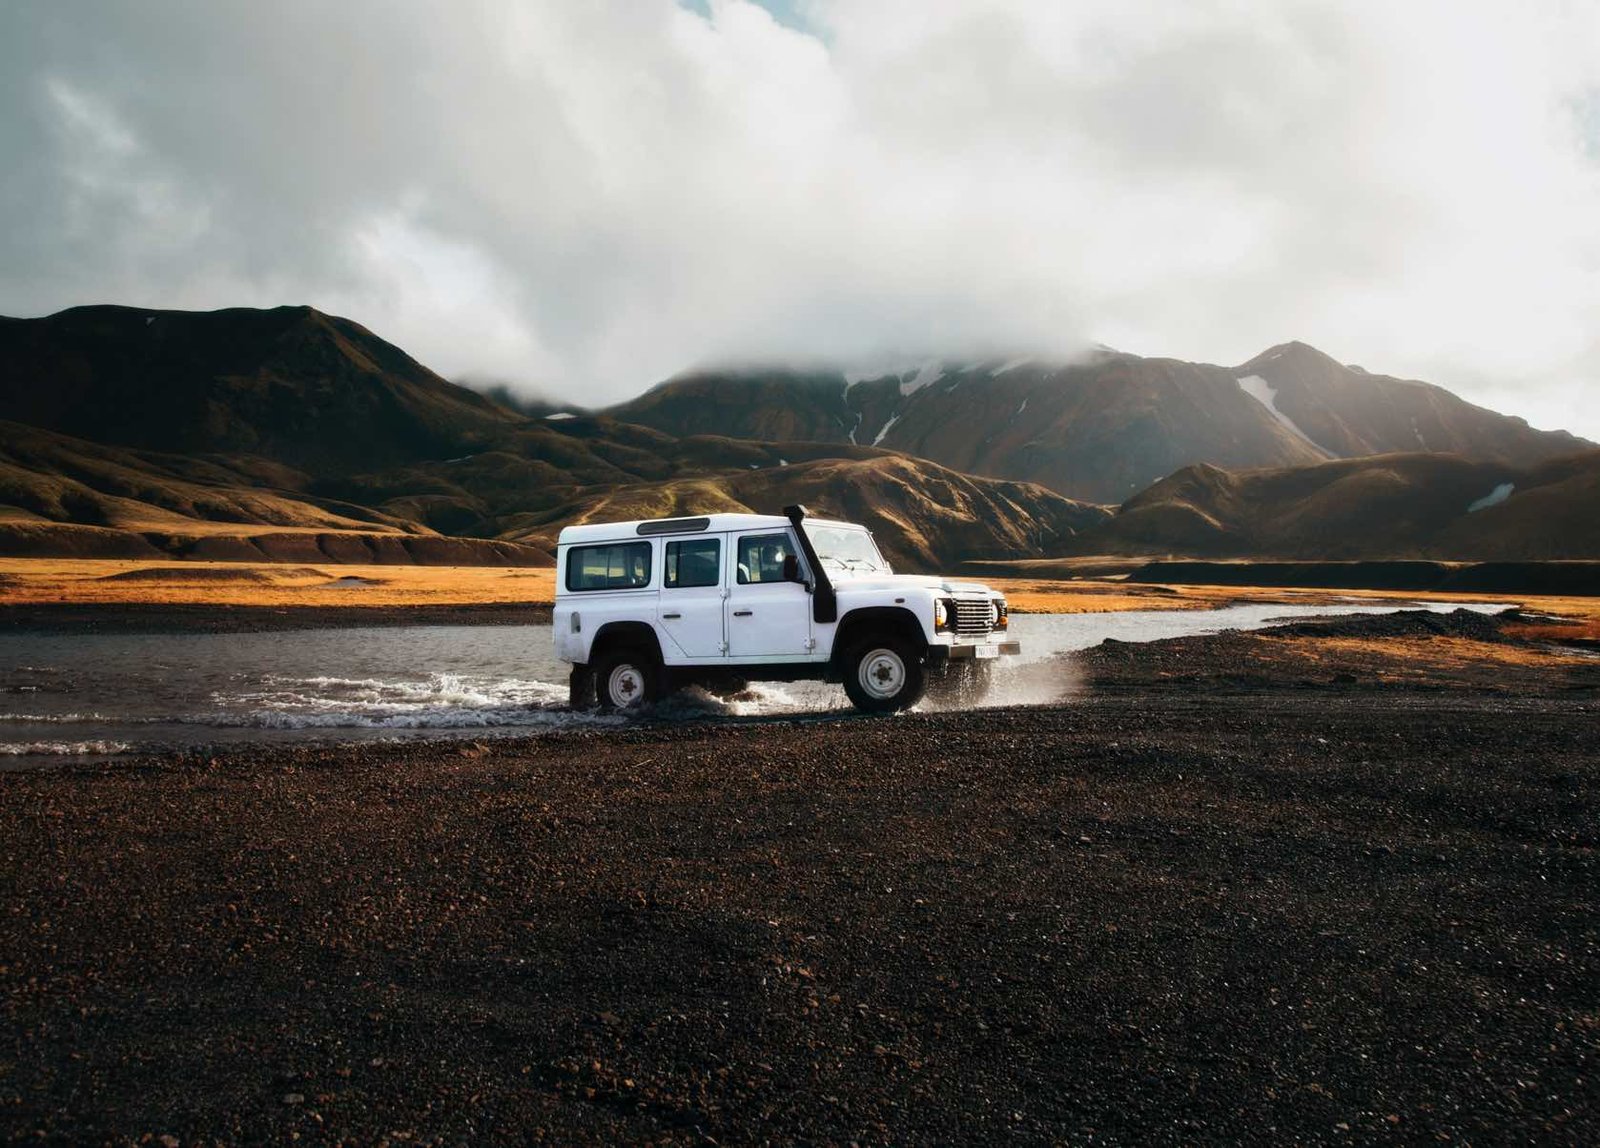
xmin=784 ymin=503 xmax=838 ymax=624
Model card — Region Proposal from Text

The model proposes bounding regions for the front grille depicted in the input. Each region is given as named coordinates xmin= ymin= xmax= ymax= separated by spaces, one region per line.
xmin=952 ymin=599 xmax=992 ymax=638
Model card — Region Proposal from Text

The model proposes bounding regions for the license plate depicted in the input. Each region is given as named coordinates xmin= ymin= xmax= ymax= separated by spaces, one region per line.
xmin=974 ymin=644 xmax=999 ymax=659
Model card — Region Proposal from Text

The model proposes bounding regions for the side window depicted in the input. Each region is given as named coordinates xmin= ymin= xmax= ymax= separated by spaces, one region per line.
xmin=566 ymin=541 xmax=653 ymax=592
xmin=735 ymin=532 xmax=796 ymax=585
xmin=665 ymin=538 xmax=721 ymax=589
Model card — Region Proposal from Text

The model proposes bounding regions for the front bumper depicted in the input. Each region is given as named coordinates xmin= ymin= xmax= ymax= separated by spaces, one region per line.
xmin=930 ymin=640 xmax=1021 ymax=664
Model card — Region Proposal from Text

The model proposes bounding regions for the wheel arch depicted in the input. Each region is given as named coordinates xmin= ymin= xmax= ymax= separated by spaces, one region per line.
xmin=831 ymin=606 xmax=928 ymax=671
xmin=588 ymin=620 xmax=664 ymax=666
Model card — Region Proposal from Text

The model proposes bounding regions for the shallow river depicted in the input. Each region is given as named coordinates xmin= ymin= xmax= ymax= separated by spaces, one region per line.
xmin=1 ymin=601 xmax=1507 ymax=768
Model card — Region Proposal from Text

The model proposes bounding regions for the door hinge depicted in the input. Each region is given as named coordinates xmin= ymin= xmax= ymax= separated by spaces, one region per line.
xmin=804 ymin=637 xmax=817 ymax=650
xmin=718 ymin=641 xmax=729 ymax=653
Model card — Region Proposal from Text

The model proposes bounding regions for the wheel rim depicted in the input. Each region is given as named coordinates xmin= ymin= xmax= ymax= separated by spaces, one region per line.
xmin=607 ymin=664 xmax=647 ymax=708
xmin=858 ymin=648 xmax=906 ymax=700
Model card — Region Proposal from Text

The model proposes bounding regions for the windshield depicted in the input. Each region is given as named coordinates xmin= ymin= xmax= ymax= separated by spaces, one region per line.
xmin=803 ymin=524 xmax=889 ymax=575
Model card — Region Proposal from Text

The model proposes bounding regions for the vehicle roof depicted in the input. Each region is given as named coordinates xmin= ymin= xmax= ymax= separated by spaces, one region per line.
xmin=557 ymin=513 xmax=861 ymax=546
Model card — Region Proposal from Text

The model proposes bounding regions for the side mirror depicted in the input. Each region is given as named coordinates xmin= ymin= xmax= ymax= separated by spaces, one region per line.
xmin=781 ymin=553 xmax=801 ymax=582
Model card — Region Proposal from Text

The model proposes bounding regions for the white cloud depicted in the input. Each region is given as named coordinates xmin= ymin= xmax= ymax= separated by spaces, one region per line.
xmin=0 ymin=0 xmax=1596 ymax=436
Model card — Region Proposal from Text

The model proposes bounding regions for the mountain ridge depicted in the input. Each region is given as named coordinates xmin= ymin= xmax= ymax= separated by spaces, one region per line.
xmin=4 ymin=303 xmax=1594 ymax=568
xmin=0 ymin=306 xmax=1109 ymax=570
xmin=0 ymin=304 xmax=523 ymax=475
xmin=1057 ymin=449 xmax=1600 ymax=560
xmin=606 ymin=346 xmax=1589 ymax=503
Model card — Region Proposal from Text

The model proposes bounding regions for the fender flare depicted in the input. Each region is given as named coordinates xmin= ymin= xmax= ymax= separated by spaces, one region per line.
xmin=830 ymin=606 xmax=928 ymax=672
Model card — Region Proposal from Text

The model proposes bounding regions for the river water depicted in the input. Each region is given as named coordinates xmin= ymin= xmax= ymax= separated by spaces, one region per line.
xmin=1 ymin=601 xmax=1506 ymax=768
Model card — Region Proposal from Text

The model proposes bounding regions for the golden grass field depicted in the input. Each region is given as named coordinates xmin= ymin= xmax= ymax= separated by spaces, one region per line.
xmin=0 ymin=559 xmax=558 ymax=609
xmin=4 ymin=558 xmax=1597 ymax=624
xmin=1308 ymin=634 xmax=1598 ymax=676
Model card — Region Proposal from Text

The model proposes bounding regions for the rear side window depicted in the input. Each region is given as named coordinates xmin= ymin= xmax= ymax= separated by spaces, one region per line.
xmin=566 ymin=541 xmax=653 ymax=592
xmin=665 ymin=538 xmax=721 ymax=588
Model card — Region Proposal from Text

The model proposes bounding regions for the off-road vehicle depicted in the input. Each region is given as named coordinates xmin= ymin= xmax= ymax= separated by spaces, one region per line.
xmin=554 ymin=505 xmax=1019 ymax=713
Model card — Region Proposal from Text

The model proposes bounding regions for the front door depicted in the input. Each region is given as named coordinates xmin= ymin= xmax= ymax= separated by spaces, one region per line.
xmin=657 ymin=535 xmax=726 ymax=659
xmin=726 ymin=529 xmax=813 ymax=659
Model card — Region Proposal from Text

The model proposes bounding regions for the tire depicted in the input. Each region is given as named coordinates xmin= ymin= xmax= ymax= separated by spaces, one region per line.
xmin=593 ymin=646 xmax=663 ymax=712
xmin=568 ymin=665 xmax=595 ymax=710
xmin=925 ymin=658 xmax=995 ymax=706
xmin=842 ymin=635 xmax=926 ymax=714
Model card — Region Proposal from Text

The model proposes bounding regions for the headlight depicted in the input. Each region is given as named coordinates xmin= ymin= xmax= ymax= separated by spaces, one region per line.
xmin=934 ymin=599 xmax=951 ymax=632
xmin=993 ymin=599 xmax=1008 ymax=630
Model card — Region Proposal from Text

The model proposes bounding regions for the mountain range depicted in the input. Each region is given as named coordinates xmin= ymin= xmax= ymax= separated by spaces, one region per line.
xmin=0 ymin=306 xmax=1104 ymax=569
xmin=609 ymin=345 xmax=1586 ymax=504
xmin=1 ymin=303 xmax=1594 ymax=569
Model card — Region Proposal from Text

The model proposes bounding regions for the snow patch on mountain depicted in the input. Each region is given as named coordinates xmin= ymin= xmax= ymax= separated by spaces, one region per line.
xmin=1467 ymin=483 xmax=1514 ymax=513
xmin=1235 ymin=375 xmax=1331 ymax=456
xmin=844 ymin=360 xmax=929 ymax=388
xmin=899 ymin=361 xmax=944 ymax=396
xmin=872 ymin=413 xmax=900 ymax=446
xmin=994 ymin=357 xmax=1032 ymax=375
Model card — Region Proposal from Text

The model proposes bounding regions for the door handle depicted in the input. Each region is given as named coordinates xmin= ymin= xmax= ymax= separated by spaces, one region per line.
xmin=662 ymin=612 xmax=681 ymax=620
xmin=733 ymin=609 xmax=753 ymax=617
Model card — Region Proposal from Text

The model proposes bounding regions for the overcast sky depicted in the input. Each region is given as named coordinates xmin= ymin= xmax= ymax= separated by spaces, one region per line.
xmin=2 ymin=1 xmax=1598 ymax=437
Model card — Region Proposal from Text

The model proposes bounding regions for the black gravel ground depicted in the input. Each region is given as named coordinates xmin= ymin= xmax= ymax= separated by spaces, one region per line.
xmin=2 ymin=690 xmax=1596 ymax=1145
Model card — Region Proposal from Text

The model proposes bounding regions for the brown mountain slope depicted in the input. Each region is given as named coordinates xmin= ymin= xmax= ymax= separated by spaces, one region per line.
xmin=0 ymin=420 xmax=413 ymax=534
xmin=0 ymin=420 xmax=548 ymax=564
xmin=0 ymin=406 xmax=1108 ymax=570
xmin=1060 ymin=450 xmax=1600 ymax=560
xmin=508 ymin=454 xmax=1110 ymax=573
xmin=0 ymin=306 xmax=908 ymax=504
xmin=607 ymin=351 xmax=1588 ymax=504
xmin=0 ymin=304 xmax=526 ymax=474
xmin=1234 ymin=342 xmax=1584 ymax=463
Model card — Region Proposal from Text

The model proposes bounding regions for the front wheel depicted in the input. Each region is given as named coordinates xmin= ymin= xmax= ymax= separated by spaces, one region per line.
xmin=593 ymin=647 xmax=664 ymax=711
xmin=842 ymin=636 xmax=926 ymax=714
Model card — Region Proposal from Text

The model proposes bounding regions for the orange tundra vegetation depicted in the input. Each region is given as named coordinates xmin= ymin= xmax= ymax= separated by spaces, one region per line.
xmin=5 ymin=558 xmax=1600 ymax=624
xmin=0 ymin=559 xmax=557 ymax=610
xmin=1279 ymin=634 xmax=1596 ymax=680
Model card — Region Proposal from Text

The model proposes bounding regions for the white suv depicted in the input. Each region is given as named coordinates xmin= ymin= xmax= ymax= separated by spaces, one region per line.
xmin=554 ymin=505 xmax=1020 ymax=713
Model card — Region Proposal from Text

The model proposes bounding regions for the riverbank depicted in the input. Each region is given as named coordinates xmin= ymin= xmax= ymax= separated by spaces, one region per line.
xmin=1080 ymin=606 xmax=1600 ymax=695
xmin=3 ymin=676 xmax=1595 ymax=1142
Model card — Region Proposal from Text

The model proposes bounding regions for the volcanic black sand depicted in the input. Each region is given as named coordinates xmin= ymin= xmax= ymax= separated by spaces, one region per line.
xmin=2 ymin=622 xmax=1597 ymax=1144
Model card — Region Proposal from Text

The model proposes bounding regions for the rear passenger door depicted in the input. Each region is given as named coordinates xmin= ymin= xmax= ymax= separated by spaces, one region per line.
xmin=657 ymin=535 xmax=726 ymax=660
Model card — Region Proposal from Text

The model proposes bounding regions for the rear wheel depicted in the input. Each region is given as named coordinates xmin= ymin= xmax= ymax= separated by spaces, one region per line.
xmin=568 ymin=665 xmax=595 ymax=710
xmin=593 ymin=647 xmax=664 ymax=711
xmin=842 ymin=635 xmax=926 ymax=714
